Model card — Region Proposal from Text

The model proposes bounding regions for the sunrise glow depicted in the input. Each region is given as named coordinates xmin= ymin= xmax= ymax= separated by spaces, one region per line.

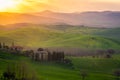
xmin=0 ymin=0 xmax=23 ymax=12
xmin=0 ymin=0 xmax=120 ymax=13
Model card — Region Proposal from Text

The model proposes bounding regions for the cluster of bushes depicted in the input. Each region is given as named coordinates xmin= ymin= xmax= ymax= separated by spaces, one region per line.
xmin=0 ymin=42 xmax=23 ymax=55
xmin=50 ymin=47 xmax=118 ymax=58
xmin=95 ymin=49 xmax=116 ymax=58
xmin=62 ymin=58 xmax=74 ymax=69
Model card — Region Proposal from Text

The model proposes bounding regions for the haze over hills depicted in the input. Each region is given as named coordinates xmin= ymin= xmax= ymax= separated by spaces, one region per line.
xmin=0 ymin=25 xmax=120 ymax=49
xmin=0 ymin=11 xmax=120 ymax=28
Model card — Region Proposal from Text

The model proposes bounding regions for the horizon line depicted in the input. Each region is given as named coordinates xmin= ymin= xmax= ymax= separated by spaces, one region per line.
xmin=0 ymin=10 xmax=120 ymax=14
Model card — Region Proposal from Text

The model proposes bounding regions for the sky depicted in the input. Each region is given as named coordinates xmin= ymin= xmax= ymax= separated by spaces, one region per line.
xmin=0 ymin=0 xmax=120 ymax=13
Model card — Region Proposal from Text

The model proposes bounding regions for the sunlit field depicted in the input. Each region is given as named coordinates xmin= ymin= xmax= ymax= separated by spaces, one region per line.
xmin=0 ymin=26 xmax=120 ymax=49
xmin=0 ymin=0 xmax=120 ymax=80
xmin=0 ymin=25 xmax=120 ymax=80
xmin=0 ymin=51 xmax=120 ymax=80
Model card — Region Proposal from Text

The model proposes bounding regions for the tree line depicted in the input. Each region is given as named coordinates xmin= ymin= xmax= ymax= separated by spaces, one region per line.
xmin=0 ymin=42 xmax=65 ymax=62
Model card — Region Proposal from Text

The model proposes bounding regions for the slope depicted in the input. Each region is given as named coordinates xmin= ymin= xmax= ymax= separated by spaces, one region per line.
xmin=0 ymin=26 xmax=119 ymax=49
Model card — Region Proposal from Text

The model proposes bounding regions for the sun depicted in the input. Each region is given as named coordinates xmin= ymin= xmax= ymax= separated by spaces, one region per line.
xmin=0 ymin=0 xmax=23 ymax=12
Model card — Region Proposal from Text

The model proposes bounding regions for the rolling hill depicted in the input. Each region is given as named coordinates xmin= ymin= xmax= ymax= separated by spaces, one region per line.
xmin=0 ymin=50 xmax=120 ymax=80
xmin=0 ymin=25 xmax=119 ymax=49
xmin=0 ymin=11 xmax=120 ymax=27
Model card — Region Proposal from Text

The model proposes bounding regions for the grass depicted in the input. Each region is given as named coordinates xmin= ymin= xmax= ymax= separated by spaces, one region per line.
xmin=0 ymin=25 xmax=120 ymax=80
xmin=94 ymin=28 xmax=120 ymax=40
xmin=0 ymin=26 xmax=120 ymax=49
xmin=0 ymin=51 xmax=120 ymax=80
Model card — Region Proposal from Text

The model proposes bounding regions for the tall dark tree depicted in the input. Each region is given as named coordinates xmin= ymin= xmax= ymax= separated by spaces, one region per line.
xmin=61 ymin=51 xmax=65 ymax=61
xmin=52 ymin=51 xmax=56 ymax=61
xmin=31 ymin=52 xmax=35 ymax=60
xmin=35 ymin=53 xmax=40 ymax=61
xmin=3 ymin=43 xmax=5 ymax=49
xmin=0 ymin=42 xmax=2 ymax=49
xmin=47 ymin=50 xmax=52 ymax=61
xmin=41 ymin=52 xmax=44 ymax=61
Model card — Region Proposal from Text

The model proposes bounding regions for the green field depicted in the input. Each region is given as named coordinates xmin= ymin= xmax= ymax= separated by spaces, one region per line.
xmin=0 ymin=51 xmax=120 ymax=80
xmin=0 ymin=25 xmax=120 ymax=80
xmin=0 ymin=25 xmax=120 ymax=49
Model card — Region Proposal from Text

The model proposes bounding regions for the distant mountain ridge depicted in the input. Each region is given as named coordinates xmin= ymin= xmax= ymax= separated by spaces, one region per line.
xmin=0 ymin=11 xmax=120 ymax=28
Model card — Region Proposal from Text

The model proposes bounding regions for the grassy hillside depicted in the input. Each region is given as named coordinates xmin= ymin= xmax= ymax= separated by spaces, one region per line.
xmin=0 ymin=51 xmax=120 ymax=80
xmin=0 ymin=26 xmax=120 ymax=49
xmin=94 ymin=28 xmax=120 ymax=41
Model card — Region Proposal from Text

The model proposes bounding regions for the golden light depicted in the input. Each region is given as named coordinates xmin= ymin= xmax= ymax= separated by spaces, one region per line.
xmin=0 ymin=0 xmax=23 ymax=12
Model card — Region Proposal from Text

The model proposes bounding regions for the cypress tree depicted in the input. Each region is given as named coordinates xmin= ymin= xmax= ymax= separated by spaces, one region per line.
xmin=0 ymin=42 xmax=2 ymax=49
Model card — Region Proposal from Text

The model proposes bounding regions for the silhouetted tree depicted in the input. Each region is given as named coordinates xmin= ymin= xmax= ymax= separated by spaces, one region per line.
xmin=0 ymin=42 xmax=2 ymax=49
xmin=52 ymin=51 xmax=56 ymax=61
xmin=51 ymin=51 xmax=65 ymax=62
xmin=41 ymin=53 xmax=44 ymax=61
xmin=37 ymin=48 xmax=44 ymax=51
xmin=61 ymin=52 xmax=65 ymax=61
xmin=2 ymin=43 xmax=6 ymax=49
xmin=35 ymin=53 xmax=40 ymax=61
xmin=47 ymin=50 xmax=52 ymax=61
xmin=31 ymin=51 xmax=35 ymax=60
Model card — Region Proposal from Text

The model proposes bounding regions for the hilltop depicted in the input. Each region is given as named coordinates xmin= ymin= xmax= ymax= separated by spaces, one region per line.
xmin=0 ymin=11 xmax=120 ymax=27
